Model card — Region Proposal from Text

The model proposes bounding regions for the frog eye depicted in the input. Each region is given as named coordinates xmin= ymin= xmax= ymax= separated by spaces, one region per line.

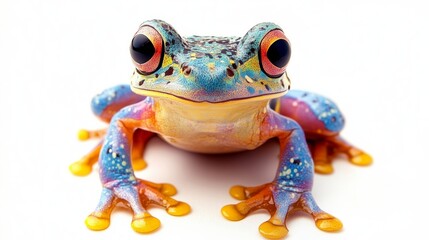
xmin=130 ymin=26 xmax=164 ymax=75
xmin=259 ymin=29 xmax=291 ymax=78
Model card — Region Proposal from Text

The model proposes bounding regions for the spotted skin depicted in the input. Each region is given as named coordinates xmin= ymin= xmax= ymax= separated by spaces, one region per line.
xmin=130 ymin=20 xmax=290 ymax=103
xmin=271 ymin=89 xmax=372 ymax=174
xmin=73 ymin=19 xmax=371 ymax=238
xmin=91 ymin=84 xmax=146 ymax=122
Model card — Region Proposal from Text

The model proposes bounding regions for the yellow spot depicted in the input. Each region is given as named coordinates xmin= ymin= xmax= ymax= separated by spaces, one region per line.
xmin=207 ymin=62 xmax=215 ymax=71
xmin=285 ymin=169 xmax=291 ymax=175
xmin=289 ymin=158 xmax=294 ymax=163
xmin=122 ymin=161 xmax=127 ymax=166
xmin=112 ymin=152 xmax=117 ymax=158
xmin=229 ymin=59 xmax=235 ymax=65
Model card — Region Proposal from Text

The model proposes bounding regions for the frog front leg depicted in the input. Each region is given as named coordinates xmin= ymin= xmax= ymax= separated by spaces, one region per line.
xmin=222 ymin=110 xmax=342 ymax=239
xmin=85 ymin=98 xmax=190 ymax=233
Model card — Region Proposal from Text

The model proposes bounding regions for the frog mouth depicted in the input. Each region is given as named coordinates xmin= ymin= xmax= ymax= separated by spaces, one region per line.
xmin=131 ymin=86 xmax=288 ymax=106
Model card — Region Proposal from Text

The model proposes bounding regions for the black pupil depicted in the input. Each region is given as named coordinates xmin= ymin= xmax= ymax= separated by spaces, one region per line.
xmin=267 ymin=39 xmax=291 ymax=68
xmin=130 ymin=34 xmax=155 ymax=64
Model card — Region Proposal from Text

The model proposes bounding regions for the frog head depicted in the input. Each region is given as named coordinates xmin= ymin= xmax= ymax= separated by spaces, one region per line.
xmin=130 ymin=19 xmax=291 ymax=103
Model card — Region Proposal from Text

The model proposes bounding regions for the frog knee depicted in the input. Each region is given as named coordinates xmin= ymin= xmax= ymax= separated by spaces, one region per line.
xmin=90 ymin=84 xmax=143 ymax=122
xmin=90 ymin=89 xmax=116 ymax=121
xmin=279 ymin=90 xmax=345 ymax=134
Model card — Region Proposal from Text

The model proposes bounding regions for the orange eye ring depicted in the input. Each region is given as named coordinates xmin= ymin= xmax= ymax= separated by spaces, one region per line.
xmin=130 ymin=26 xmax=164 ymax=75
xmin=259 ymin=29 xmax=291 ymax=78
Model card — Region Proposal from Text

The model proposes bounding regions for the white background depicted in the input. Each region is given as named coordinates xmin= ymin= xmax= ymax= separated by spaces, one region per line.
xmin=1 ymin=0 xmax=428 ymax=239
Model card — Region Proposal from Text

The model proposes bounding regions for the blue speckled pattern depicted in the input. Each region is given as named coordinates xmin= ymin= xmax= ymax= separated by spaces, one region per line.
xmin=91 ymin=84 xmax=145 ymax=122
xmin=73 ymin=20 xmax=372 ymax=238
xmin=130 ymin=20 xmax=289 ymax=102
xmin=285 ymin=90 xmax=345 ymax=132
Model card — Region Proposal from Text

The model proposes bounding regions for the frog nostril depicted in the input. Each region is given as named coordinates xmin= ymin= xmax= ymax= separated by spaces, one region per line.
xmin=180 ymin=63 xmax=192 ymax=76
xmin=184 ymin=66 xmax=192 ymax=76
xmin=226 ymin=68 xmax=235 ymax=78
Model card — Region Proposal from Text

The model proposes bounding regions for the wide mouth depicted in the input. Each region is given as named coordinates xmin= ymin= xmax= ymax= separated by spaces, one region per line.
xmin=131 ymin=85 xmax=287 ymax=106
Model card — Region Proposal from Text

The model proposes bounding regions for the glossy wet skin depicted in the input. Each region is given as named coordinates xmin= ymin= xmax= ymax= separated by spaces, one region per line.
xmin=130 ymin=20 xmax=291 ymax=103
xmin=72 ymin=19 xmax=372 ymax=239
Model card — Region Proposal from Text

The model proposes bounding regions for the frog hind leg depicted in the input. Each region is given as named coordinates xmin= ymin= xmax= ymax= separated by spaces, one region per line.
xmin=308 ymin=140 xmax=334 ymax=174
xmin=70 ymin=140 xmax=103 ymax=176
xmin=70 ymin=84 xmax=148 ymax=176
xmin=326 ymin=135 xmax=373 ymax=166
xmin=130 ymin=129 xmax=155 ymax=171
xmin=271 ymin=90 xmax=372 ymax=174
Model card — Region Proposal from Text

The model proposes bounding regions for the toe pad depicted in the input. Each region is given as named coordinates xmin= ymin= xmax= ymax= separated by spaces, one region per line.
xmin=259 ymin=221 xmax=288 ymax=239
xmin=85 ymin=215 xmax=110 ymax=231
xmin=221 ymin=205 xmax=245 ymax=221
xmin=131 ymin=214 xmax=161 ymax=233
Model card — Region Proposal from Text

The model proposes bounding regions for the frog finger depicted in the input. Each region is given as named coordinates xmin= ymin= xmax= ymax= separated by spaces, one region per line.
xmin=136 ymin=181 xmax=190 ymax=216
xmin=222 ymin=185 xmax=275 ymax=221
xmin=229 ymin=183 xmax=271 ymax=200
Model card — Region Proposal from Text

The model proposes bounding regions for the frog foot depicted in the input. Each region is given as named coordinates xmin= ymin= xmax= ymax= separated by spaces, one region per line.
xmin=77 ymin=129 xmax=106 ymax=141
xmin=222 ymin=184 xmax=342 ymax=239
xmin=86 ymin=179 xmax=190 ymax=233
xmin=71 ymin=129 xmax=106 ymax=176
xmin=310 ymin=138 xmax=373 ymax=174
xmin=347 ymin=148 xmax=373 ymax=166
xmin=310 ymin=141 xmax=334 ymax=174
xmin=131 ymin=157 xmax=147 ymax=171
xmin=70 ymin=141 xmax=102 ymax=176
xmin=313 ymin=158 xmax=334 ymax=174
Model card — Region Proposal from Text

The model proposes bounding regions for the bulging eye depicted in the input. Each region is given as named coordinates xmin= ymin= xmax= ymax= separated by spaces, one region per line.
xmin=259 ymin=29 xmax=291 ymax=78
xmin=130 ymin=26 xmax=164 ymax=75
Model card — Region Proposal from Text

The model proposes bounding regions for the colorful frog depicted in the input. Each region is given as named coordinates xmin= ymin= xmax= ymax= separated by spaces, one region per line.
xmin=70 ymin=20 xmax=372 ymax=239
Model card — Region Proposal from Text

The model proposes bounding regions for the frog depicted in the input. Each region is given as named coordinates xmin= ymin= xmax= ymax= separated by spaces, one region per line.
xmin=70 ymin=19 xmax=372 ymax=239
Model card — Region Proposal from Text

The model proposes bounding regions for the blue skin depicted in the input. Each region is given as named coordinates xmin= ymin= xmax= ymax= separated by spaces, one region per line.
xmin=284 ymin=90 xmax=345 ymax=132
xmin=84 ymin=20 xmax=344 ymax=238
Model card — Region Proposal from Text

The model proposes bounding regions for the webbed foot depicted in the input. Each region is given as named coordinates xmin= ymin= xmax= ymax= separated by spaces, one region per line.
xmin=69 ymin=140 xmax=102 ymax=176
xmin=310 ymin=137 xmax=372 ymax=174
xmin=86 ymin=179 xmax=190 ymax=233
xmin=222 ymin=183 xmax=342 ymax=239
